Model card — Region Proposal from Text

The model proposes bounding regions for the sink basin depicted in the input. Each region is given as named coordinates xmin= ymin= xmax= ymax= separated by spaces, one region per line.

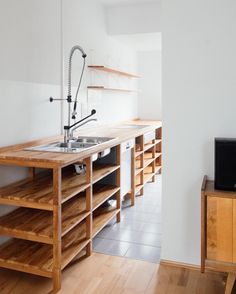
xmin=114 ymin=124 xmax=149 ymax=129
xmin=26 ymin=136 xmax=116 ymax=154
xmin=76 ymin=136 xmax=115 ymax=144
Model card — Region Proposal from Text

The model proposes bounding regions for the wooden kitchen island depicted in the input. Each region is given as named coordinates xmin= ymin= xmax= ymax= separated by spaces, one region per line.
xmin=0 ymin=120 xmax=162 ymax=293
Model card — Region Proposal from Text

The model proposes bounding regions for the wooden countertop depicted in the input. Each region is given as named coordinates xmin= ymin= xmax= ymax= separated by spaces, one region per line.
xmin=0 ymin=120 xmax=162 ymax=168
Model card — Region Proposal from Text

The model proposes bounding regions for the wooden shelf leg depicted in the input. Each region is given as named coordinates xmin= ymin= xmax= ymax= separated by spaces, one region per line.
xmin=52 ymin=168 xmax=62 ymax=293
xmin=131 ymin=147 xmax=135 ymax=206
xmin=85 ymin=157 xmax=92 ymax=257
xmin=116 ymin=145 xmax=121 ymax=222
xmin=225 ymin=273 xmax=236 ymax=294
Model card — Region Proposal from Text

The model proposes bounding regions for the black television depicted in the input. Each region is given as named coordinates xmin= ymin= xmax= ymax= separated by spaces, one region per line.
xmin=215 ymin=138 xmax=236 ymax=191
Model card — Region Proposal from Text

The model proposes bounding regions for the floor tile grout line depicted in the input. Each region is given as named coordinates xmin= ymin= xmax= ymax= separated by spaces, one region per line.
xmin=94 ymin=236 xmax=162 ymax=249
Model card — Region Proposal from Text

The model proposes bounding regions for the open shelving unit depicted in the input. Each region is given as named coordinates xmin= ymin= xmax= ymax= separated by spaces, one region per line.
xmin=0 ymin=145 xmax=121 ymax=292
xmin=132 ymin=126 xmax=162 ymax=204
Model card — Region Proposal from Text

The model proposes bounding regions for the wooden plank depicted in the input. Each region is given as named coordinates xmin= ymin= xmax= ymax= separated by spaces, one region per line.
xmin=233 ymin=200 xmax=236 ymax=264
xmin=92 ymin=207 xmax=120 ymax=238
xmin=52 ymin=168 xmax=62 ymax=292
xmin=0 ymin=168 xmax=90 ymax=210
xmin=88 ymin=65 xmax=141 ymax=78
xmin=0 ymin=239 xmax=53 ymax=278
xmin=116 ymin=145 xmax=121 ymax=223
xmin=0 ymin=193 xmax=89 ymax=244
xmin=61 ymin=221 xmax=89 ymax=269
xmin=93 ymin=164 xmax=120 ymax=184
xmin=87 ymin=86 xmax=137 ymax=93
xmin=207 ymin=197 xmax=233 ymax=263
xmin=201 ymin=175 xmax=207 ymax=273
xmin=0 ymin=221 xmax=89 ymax=277
xmin=93 ymin=185 xmax=120 ymax=211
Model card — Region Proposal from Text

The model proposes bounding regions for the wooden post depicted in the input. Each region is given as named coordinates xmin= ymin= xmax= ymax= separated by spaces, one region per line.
xmin=140 ymin=135 xmax=144 ymax=196
xmin=28 ymin=167 xmax=36 ymax=179
xmin=131 ymin=147 xmax=135 ymax=206
xmin=116 ymin=145 xmax=121 ymax=222
xmin=52 ymin=168 xmax=62 ymax=293
xmin=85 ymin=157 xmax=92 ymax=256
xmin=151 ymin=139 xmax=156 ymax=182
xmin=201 ymin=175 xmax=207 ymax=273
xmin=225 ymin=273 xmax=236 ymax=294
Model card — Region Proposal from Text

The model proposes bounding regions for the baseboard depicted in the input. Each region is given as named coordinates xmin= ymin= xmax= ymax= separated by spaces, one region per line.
xmin=160 ymin=259 xmax=200 ymax=272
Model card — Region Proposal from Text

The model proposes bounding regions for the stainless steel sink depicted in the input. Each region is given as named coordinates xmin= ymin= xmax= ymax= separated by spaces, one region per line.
xmin=114 ymin=124 xmax=149 ymax=129
xmin=26 ymin=136 xmax=116 ymax=154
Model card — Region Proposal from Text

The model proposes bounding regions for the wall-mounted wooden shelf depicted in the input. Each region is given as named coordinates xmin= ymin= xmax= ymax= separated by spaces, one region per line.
xmin=88 ymin=65 xmax=141 ymax=78
xmin=87 ymin=86 xmax=137 ymax=93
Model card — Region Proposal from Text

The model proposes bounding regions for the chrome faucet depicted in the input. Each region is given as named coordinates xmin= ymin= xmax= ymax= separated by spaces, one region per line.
xmin=70 ymin=118 xmax=98 ymax=141
xmin=64 ymin=109 xmax=97 ymax=143
xmin=49 ymin=45 xmax=97 ymax=143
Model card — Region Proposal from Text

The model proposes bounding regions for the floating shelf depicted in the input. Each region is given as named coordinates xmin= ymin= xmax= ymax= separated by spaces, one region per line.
xmin=0 ymin=193 xmax=89 ymax=244
xmin=88 ymin=65 xmax=141 ymax=78
xmin=93 ymin=184 xmax=120 ymax=211
xmin=93 ymin=206 xmax=120 ymax=237
xmin=87 ymin=86 xmax=137 ymax=93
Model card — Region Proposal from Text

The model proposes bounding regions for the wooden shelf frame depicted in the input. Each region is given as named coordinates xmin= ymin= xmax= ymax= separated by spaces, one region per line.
xmin=88 ymin=65 xmax=141 ymax=78
xmin=0 ymin=150 xmax=122 ymax=293
xmin=133 ymin=127 xmax=162 ymax=195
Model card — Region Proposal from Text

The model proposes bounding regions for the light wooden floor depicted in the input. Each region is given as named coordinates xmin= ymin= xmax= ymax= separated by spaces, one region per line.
xmin=0 ymin=253 xmax=228 ymax=294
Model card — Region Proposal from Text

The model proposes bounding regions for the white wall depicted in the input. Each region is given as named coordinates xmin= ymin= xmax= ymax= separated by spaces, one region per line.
xmin=105 ymin=2 xmax=161 ymax=35
xmin=137 ymin=50 xmax=161 ymax=120
xmin=0 ymin=0 xmax=61 ymax=243
xmin=62 ymin=0 xmax=138 ymax=124
xmin=162 ymin=0 xmax=236 ymax=265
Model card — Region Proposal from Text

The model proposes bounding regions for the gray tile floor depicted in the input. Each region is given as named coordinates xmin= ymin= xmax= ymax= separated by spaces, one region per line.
xmin=93 ymin=175 xmax=162 ymax=263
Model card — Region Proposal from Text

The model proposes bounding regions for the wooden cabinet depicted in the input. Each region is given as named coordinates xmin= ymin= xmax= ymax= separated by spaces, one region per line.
xmin=207 ymin=197 xmax=233 ymax=263
xmin=201 ymin=176 xmax=236 ymax=271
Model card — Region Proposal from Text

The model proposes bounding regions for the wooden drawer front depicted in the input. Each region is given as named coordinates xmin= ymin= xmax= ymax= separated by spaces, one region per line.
xmin=207 ymin=197 xmax=233 ymax=263
xmin=233 ymin=200 xmax=236 ymax=263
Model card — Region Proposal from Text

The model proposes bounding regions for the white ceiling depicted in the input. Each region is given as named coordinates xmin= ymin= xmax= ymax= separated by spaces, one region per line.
xmin=101 ymin=0 xmax=160 ymax=6
xmin=112 ymin=33 xmax=162 ymax=51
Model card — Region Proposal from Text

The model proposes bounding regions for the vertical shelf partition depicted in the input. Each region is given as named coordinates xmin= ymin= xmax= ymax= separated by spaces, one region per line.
xmin=0 ymin=145 xmax=121 ymax=292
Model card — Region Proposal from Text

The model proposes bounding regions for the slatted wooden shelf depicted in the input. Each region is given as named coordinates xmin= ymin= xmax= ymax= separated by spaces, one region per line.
xmin=135 ymin=150 xmax=143 ymax=158
xmin=0 ymin=238 xmax=53 ymax=278
xmin=87 ymin=86 xmax=137 ymax=93
xmin=0 ymin=170 xmax=90 ymax=210
xmin=93 ymin=185 xmax=120 ymax=211
xmin=143 ymin=143 xmax=155 ymax=152
xmin=144 ymin=172 xmax=155 ymax=184
xmin=135 ymin=182 xmax=144 ymax=194
xmin=0 ymin=173 xmax=53 ymax=211
xmin=155 ymin=139 xmax=162 ymax=145
xmin=0 ymin=194 xmax=88 ymax=244
xmin=93 ymin=164 xmax=119 ymax=184
xmin=144 ymin=165 xmax=162 ymax=175
xmin=0 ymin=221 xmax=88 ymax=277
xmin=88 ymin=65 xmax=141 ymax=78
xmin=61 ymin=221 xmax=89 ymax=270
xmin=92 ymin=207 xmax=120 ymax=237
